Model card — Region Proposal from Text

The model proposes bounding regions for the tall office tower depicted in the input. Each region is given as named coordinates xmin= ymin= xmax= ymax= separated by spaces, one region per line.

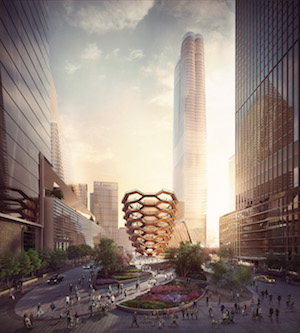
xmin=90 ymin=193 xmax=94 ymax=213
xmin=220 ymin=0 xmax=299 ymax=262
xmin=173 ymin=32 xmax=207 ymax=246
xmin=69 ymin=183 xmax=88 ymax=207
xmin=0 ymin=0 xmax=50 ymax=254
xmin=93 ymin=181 xmax=118 ymax=243
xmin=50 ymin=74 xmax=64 ymax=181
xmin=228 ymin=155 xmax=235 ymax=211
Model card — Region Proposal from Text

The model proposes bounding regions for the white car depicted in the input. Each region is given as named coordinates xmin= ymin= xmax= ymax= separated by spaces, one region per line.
xmin=83 ymin=264 xmax=93 ymax=270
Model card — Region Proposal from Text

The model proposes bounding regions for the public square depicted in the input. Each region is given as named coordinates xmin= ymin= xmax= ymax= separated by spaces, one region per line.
xmin=1 ymin=265 xmax=300 ymax=333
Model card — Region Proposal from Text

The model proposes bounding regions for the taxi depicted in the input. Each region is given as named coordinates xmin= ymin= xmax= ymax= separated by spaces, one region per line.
xmin=254 ymin=275 xmax=275 ymax=283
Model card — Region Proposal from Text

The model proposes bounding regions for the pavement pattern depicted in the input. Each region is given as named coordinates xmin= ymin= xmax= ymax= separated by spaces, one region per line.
xmin=1 ymin=265 xmax=300 ymax=333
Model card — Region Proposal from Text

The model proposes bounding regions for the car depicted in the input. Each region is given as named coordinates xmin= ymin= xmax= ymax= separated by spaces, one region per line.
xmin=254 ymin=275 xmax=275 ymax=284
xmin=83 ymin=264 xmax=93 ymax=270
xmin=47 ymin=274 xmax=64 ymax=284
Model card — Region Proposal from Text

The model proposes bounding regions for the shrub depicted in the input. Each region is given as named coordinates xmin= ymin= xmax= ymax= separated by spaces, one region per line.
xmin=95 ymin=278 xmax=118 ymax=285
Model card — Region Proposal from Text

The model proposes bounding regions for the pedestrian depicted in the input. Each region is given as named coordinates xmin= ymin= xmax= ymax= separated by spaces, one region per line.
xmin=265 ymin=288 xmax=268 ymax=296
xmin=190 ymin=307 xmax=194 ymax=319
xmin=193 ymin=300 xmax=197 ymax=309
xmin=269 ymin=293 xmax=273 ymax=305
xmin=206 ymin=295 xmax=209 ymax=306
xmin=111 ymin=294 xmax=115 ymax=305
xmin=208 ymin=305 xmax=213 ymax=318
xmin=120 ymin=283 xmax=124 ymax=294
xmin=131 ymin=311 xmax=139 ymax=327
xmin=97 ymin=293 xmax=101 ymax=303
xmin=89 ymin=303 xmax=94 ymax=317
xmin=275 ymin=308 xmax=279 ymax=322
xmin=81 ymin=273 xmax=85 ymax=286
xmin=269 ymin=307 xmax=274 ymax=320
xmin=75 ymin=312 xmax=79 ymax=327
xmin=169 ymin=312 xmax=179 ymax=327
xmin=69 ymin=283 xmax=73 ymax=294
xmin=108 ymin=284 xmax=112 ymax=295
xmin=24 ymin=313 xmax=32 ymax=328
xmin=124 ymin=288 xmax=127 ymax=297
xmin=29 ymin=312 xmax=34 ymax=327
xmin=37 ymin=303 xmax=44 ymax=317
xmin=78 ymin=278 xmax=81 ymax=287
xmin=66 ymin=311 xmax=72 ymax=328
xmin=50 ymin=301 xmax=56 ymax=317
xmin=194 ymin=307 xmax=199 ymax=320
xmin=65 ymin=295 xmax=70 ymax=308
xmin=237 ymin=292 xmax=240 ymax=303
xmin=180 ymin=303 xmax=185 ymax=320
xmin=278 ymin=295 xmax=281 ymax=306
xmin=220 ymin=304 xmax=225 ymax=314
xmin=290 ymin=300 xmax=294 ymax=312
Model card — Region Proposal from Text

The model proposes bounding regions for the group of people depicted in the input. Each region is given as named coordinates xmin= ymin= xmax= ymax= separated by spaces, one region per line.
xmin=131 ymin=310 xmax=180 ymax=328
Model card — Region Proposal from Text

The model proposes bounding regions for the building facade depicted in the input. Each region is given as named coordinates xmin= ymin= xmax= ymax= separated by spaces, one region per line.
xmin=220 ymin=0 xmax=299 ymax=262
xmin=173 ymin=32 xmax=207 ymax=246
xmin=93 ymin=181 xmax=118 ymax=243
xmin=70 ymin=183 xmax=88 ymax=208
xmin=0 ymin=0 xmax=50 ymax=254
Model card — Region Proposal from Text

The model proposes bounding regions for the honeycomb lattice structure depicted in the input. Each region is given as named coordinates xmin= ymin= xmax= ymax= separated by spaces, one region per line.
xmin=122 ymin=190 xmax=178 ymax=256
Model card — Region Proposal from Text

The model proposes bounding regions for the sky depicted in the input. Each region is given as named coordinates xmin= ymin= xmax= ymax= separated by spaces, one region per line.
xmin=49 ymin=0 xmax=235 ymax=247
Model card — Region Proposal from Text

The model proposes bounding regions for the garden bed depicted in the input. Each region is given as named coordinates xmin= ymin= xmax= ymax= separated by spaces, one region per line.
xmin=120 ymin=280 xmax=206 ymax=310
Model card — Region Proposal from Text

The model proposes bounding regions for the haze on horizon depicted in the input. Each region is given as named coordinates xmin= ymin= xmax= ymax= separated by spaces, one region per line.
xmin=49 ymin=0 xmax=235 ymax=247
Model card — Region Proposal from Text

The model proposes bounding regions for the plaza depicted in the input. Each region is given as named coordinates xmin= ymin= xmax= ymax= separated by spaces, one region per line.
xmin=1 ymin=265 xmax=300 ymax=333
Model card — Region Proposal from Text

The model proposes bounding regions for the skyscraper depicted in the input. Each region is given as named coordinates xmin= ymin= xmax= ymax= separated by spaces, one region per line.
xmin=220 ymin=0 xmax=299 ymax=262
xmin=173 ymin=32 xmax=207 ymax=246
xmin=69 ymin=183 xmax=88 ymax=207
xmin=0 ymin=0 xmax=50 ymax=254
xmin=93 ymin=181 xmax=118 ymax=243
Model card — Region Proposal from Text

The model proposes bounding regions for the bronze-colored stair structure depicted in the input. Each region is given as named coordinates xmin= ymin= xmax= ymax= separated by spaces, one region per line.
xmin=122 ymin=190 xmax=178 ymax=256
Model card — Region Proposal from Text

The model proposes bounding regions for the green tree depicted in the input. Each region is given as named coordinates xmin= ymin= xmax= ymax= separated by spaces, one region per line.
xmin=164 ymin=247 xmax=178 ymax=263
xmin=67 ymin=245 xmax=82 ymax=262
xmin=0 ymin=252 xmax=20 ymax=286
xmin=210 ymin=260 xmax=227 ymax=291
xmin=78 ymin=244 xmax=92 ymax=257
xmin=218 ymin=245 xmax=229 ymax=260
xmin=39 ymin=249 xmax=52 ymax=269
xmin=27 ymin=248 xmax=41 ymax=277
xmin=18 ymin=251 xmax=33 ymax=279
xmin=235 ymin=265 xmax=252 ymax=293
xmin=93 ymin=238 xmax=120 ymax=277
xmin=173 ymin=241 xmax=203 ymax=278
xmin=51 ymin=188 xmax=64 ymax=200
xmin=49 ymin=249 xmax=67 ymax=271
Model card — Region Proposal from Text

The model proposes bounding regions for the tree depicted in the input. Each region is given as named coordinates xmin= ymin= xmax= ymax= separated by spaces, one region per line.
xmin=18 ymin=251 xmax=33 ymax=278
xmin=235 ymin=265 xmax=252 ymax=293
xmin=218 ymin=245 xmax=229 ymax=260
xmin=164 ymin=247 xmax=178 ymax=263
xmin=173 ymin=241 xmax=203 ymax=278
xmin=93 ymin=238 xmax=120 ymax=277
xmin=210 ymin=260 xmax=227 ymax=291
xmin=39 ymin=249 xmax=52 ymax=269
xmin=27 ymin=249 xmax=41 ymax=277
xmin=51 ymin=187 xmax=64 ymax=200
xmin=67 ymin=245 xmax=82 ymax=262
xmin=0 ymin=252 xmax=20 ymax=286
xmin=49 ymin=249 xmax=67 ymax=271
xmin=78 ymin=244 xmax=92 ymax=257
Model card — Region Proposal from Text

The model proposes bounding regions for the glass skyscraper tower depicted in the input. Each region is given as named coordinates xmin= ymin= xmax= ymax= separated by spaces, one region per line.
xmin=173 ymin=32 xmax=207 ymax=246
xmin=220 ymin=0 xmax=299 ymax=262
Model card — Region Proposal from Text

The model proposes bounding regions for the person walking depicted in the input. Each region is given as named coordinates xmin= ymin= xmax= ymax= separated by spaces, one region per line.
xmin=269 ymin=307 xmax=274 ymax=320
xmin=75 ymin=312 xmax=79 ymax=327
xmin=37 ymin=303 xmax=44 ymax=317
xmin=124 ymin=288 xmax=127 ymax=297
xmin=29 ymin=312 xmax=34 ymax=327
xmin=278 ymin=295 xmax=281 ymax=306
xmin=65 ymin=295 xmax=70 ymax=308
xmin=111 ymin=294 xmax=115 ymax=306
xmin=194 ymin=307 xmax=199 ymax=320
xmin=131 ymin=311 xmax=139 ymax=327
xmin=269 ymin=294 xmax=273 ymax=305
xmin=66 ymin=311 xmax=72 ymax=328
xmin=50 ymin=301 xmax=56 ymax=317
xmin=169 ymin=312 xmax=179 ymax=327
xmin=69 ymin=283 xmax=73 ymax=294
xmin=275 ymin=308 xmax=279 ymax=322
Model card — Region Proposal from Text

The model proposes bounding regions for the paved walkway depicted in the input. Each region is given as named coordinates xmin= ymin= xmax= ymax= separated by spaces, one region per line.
xmin=1 ymin=266 xmax=300 ymax=333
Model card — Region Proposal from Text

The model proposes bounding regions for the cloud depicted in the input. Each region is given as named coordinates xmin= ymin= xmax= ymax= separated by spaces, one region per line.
xmin=64 ymin=0 xmax=155 ymax=34
xmin=81 ymin=43 xmax=102 ymax=60
xmin=127 ymin=49 xmax=144 ymax=61
xmin=64 ymin=60 xmax=80 ymax=74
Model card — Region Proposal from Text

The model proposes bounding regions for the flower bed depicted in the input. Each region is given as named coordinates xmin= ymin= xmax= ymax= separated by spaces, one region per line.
xmin=95 ymin=278 xmax=118 ymax=286
xmin=120 ymin=281 xmax=205 ymax=310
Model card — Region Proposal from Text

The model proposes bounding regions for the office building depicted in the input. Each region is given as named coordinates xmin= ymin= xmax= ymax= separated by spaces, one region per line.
xmin=220 ymin=0 xmax=299 ymax=263
xmin=229 ymin=155 xmax=235 ymax=211
xmin=173 ymin=32 xmax=207 ymax=246
xmin=50 ymin=74 xmax=64 ymax=181
xmin=0 ymin=0 xmax=51 ymax=254
xmin=69 ymin=183 xmax=88 ymax=208
xmin=93 ymin=181 xmax=118 ymax=243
